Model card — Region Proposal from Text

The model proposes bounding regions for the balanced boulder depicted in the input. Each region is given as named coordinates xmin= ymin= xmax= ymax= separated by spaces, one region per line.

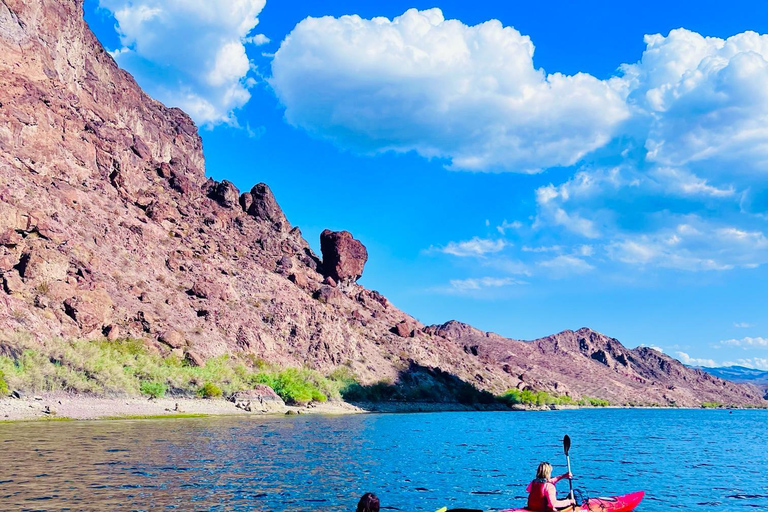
xmin=320 ymin=229 xmax=367 ymax=283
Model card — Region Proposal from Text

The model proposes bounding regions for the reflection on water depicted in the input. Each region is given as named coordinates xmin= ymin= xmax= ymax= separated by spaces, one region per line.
xmin=1 ymin=409 xmax=767 ymax=511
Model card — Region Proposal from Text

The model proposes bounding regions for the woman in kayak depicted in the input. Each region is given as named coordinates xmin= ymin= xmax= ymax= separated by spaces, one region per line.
xmin=526 ymin=462 xmax=576 ymax=511
xmin=357 ymin=492 xmax=379 ymax=512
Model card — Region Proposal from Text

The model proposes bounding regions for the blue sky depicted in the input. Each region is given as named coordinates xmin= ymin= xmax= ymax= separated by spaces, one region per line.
xmin=83 ymin=0 xmax=768 ymax=369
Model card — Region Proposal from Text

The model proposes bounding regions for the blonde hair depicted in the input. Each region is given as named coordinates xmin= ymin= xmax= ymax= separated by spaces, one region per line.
xmin=536 ymin=462 xmax=553 ymax=480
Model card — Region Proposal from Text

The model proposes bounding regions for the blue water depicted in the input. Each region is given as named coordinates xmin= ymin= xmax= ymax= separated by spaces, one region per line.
xmin=1 ymin=409 xmax=767 ymax=511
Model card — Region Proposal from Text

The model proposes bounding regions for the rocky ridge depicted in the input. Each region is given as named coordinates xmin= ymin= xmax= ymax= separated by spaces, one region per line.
xmin=425 ymin=322 xmax=764 ymax=406
xmin=0 ymin=0 xmax=764 ymax=407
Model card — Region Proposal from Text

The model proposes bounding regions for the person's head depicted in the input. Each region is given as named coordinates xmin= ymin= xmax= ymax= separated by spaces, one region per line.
xmin=536 ymin=462 xmax=553 ymax=480
xmin=357 ymin=492 xmax=380 ymax=512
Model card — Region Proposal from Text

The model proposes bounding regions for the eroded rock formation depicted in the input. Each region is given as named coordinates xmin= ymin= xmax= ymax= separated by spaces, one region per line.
xmin=320 ymin=229 xmax=368 ymax=284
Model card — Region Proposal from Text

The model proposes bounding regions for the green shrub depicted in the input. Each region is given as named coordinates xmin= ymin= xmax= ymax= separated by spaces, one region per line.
xmin=254 ymin=368 xmax=328 ymax=404
xmin=197 ymin=382 xmax=223 ymax=398
xmin=701 ymin=401 xmax=723 ymax=409
xmin=0 ymin=370 xmax=8 ymax=395
xmin=578 ymin=396 xmax=610 ymax=407
xmin=140 ymin=381 xmax=167 ymax=398
xmin=500 ymin=389 xmax=592 ymax=407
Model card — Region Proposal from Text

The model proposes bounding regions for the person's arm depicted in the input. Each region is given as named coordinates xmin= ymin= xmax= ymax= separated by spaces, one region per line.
xmin=544 ymin=483 xmax=575 ymax=509
xmin=550 ymin=472 xmax=573 ymax=485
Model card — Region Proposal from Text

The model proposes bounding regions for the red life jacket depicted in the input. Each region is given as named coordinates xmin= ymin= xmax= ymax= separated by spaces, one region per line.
xmin=527 ymin=480 xmax=554 ymax=512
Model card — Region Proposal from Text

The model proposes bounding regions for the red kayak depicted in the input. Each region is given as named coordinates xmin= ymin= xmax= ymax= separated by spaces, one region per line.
xmin=500 ymin=491 xmax=644 ymax=512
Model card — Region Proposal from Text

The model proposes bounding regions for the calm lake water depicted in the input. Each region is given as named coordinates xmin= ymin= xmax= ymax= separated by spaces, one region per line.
xmin=1 ymin=409 xmax=767 ymax=511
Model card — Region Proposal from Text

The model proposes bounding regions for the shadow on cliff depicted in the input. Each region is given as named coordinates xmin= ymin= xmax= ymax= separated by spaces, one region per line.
xmin=341 ymin=361 xmax=498 ymax=406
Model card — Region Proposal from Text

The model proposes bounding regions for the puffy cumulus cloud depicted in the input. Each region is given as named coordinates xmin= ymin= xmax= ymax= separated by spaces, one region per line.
xmin=270 ymin=16 xmax=768 ymax=182
xmin=99 ymin=0 xmax=267 ymax=125
xmin=622 ymin=29 xmax=768 ymax=176
xmin=270 ymin=8 xmax=629 ymax=172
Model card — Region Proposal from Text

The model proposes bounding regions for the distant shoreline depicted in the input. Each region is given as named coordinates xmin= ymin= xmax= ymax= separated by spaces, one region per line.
xmin=1 ymin=395 xmax=764 ymax=423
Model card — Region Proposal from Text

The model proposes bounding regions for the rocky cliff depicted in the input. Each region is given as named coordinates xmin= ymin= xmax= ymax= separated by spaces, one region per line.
xmin=424 ymin=322 xmax=764 ymax=406
xmin=0 ymin=0 xmax=764 ymax=407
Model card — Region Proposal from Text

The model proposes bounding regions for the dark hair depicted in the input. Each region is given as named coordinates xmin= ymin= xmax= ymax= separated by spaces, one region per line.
xmin=357 ymin=492 xmax=380 ymax=512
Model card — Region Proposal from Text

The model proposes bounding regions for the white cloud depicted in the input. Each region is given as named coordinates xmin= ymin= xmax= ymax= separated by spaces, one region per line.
xmin=245 ymin=34 xmax=270 ymax=45
xmin=99 ymin=0 xmax=267 ymax=125
xmin=676 ymin=351 xmax=719 ymax=367
xmin=483 ymin=257 xmax=532 ymax=276
xmin=740 ymin=358 xmax=768 ymax=370
xmin=522 ymin=245 xmax=563 ymax=253
xmin=719 ymin=337 xmax=768 ymax=348
xmin=497 ymin=220 xmax=523 ymax=235
xmin=270 ymin=8 xmax=629 ymax=172
xmin=444 ymin=277 xmax=526 ymax=297
xmin=269 ymin=16 xmax=768 ymax=187
xmin=676 ymin=352 xmax=768 ymax=370
xmin=533 ymin=168 xmax=626 ymax=238
xmin=606 ymin=222 xmax=768 ymax=271
xmin=734 ymin=322 xmax=755 ymax=328
xmin=622 ymin=29 xmax=768 ymax=175
xmin=438 ymin=237 xmax=507 ymax=258
xmin=649 ymin=167 xmax=735 ymax=198
xmin=450 ymin=277 xmax=521 ymax=290
xmin=537 ymin=255 xmax=594 ymax=277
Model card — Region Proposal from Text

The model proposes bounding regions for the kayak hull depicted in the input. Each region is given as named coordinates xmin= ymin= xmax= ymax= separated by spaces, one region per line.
xmin=500 ymin=491 xmax=644 ymax=512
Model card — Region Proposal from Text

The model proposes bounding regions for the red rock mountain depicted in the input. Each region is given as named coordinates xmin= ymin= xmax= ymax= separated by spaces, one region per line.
xmin=0 ymin=0 xmax=764 ymax=407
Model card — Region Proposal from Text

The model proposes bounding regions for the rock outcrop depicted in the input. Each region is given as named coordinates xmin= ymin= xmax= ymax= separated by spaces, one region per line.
xmin=424 ymin=322 xmax=765 ymax=407
xmin=0 ymin=0 xmax=763 ymax=407
xmin=320 ymin=230 xmax=368 ymax=284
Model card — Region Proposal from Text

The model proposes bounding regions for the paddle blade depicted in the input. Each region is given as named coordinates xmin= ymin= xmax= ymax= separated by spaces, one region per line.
xmin=563 ymin=434 xmax=571 ymax=456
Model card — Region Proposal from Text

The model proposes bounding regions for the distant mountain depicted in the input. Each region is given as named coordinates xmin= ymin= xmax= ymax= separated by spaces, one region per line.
xmin=700 ymin=366 xmax=768 ymax=387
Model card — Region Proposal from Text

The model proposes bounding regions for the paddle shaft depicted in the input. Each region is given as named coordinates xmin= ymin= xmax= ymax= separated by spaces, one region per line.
xmin=563 ymin=435 xmax=574 ymax=504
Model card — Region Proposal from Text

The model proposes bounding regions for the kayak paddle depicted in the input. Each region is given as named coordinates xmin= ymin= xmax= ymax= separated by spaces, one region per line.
xmin=563 ymin=434 xmax=574 ymax=503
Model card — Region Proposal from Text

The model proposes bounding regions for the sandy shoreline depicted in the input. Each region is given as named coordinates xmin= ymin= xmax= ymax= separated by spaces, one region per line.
xmin=0 ymin=393 xmax=366 ymax=422
xmin=0 ymin=395 xmax=516 ymax=422
xmin=0 ymin=393 xmax=533 ymax=422
xmin=2 ymin=396 xmax=749 ymax=422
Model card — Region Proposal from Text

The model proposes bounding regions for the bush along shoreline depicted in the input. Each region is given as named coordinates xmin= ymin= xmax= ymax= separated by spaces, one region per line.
xmin=1 ymin=335 xmax=756 ymax=410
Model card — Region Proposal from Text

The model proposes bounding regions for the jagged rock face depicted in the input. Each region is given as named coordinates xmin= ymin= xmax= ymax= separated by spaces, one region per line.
xmin=320 ymin=229 xmax=368 ymax=283
xmin=0 ymin=0 xmax=512 ymax=391
xmin=246 ymin=183 xmax=290 ymax=231
xmin=423 ymin=322 xmax=766 ymax=407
